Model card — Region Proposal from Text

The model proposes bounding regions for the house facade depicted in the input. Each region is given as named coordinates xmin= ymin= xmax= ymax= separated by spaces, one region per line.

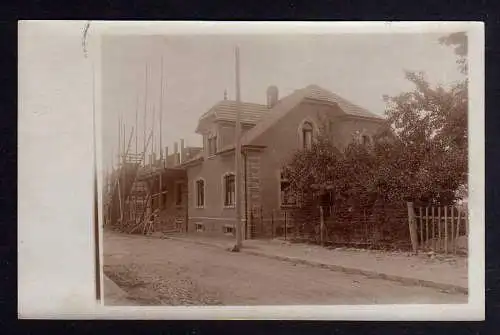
xmin=179 ymin=84 xmax=386 ymax=237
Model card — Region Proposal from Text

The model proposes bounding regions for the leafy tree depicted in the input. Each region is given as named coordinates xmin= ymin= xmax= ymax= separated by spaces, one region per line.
xmin=286 ymin=32 xmax=468 ymax=212
xmin=382 ymin=70 xmax=467 ymax=204
xmin=438 ymin=32 xmax=467 ymax=75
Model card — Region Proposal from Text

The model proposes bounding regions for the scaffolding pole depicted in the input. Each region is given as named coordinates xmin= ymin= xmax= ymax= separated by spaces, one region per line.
xmin=159 ymin=56 xmax=164 ymax=209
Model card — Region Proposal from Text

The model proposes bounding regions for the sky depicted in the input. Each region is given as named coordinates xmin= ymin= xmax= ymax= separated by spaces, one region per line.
xmin=101 ymin=33 xmax=464 ymax=171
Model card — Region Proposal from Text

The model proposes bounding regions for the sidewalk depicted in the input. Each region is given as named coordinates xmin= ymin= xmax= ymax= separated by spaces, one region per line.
xmin=159 ymin=233 xmax=468 ymax=294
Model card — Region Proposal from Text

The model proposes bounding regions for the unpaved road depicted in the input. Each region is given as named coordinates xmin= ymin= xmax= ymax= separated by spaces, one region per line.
xmin=103 ymin=231 xmax=467 ymax=305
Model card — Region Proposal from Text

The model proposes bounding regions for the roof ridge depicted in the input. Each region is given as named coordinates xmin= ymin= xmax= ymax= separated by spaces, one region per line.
xmin=215 ymin=100 xmax=268 ymax=107
xmin=240 ymin=87 xmax=308 ymax=145
xmin=303 ymin=84 xmax=383 ymax=119
xmin=240 ymin=84 xmax=383 ymax=146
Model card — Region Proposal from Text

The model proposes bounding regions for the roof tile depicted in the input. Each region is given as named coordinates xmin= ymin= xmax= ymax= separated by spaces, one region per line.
xmin=196 ymin=84 xmax=385 ymax=152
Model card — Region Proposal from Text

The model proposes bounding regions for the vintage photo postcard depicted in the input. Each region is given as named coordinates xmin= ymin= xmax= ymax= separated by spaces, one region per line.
xmin=18 ymin=21 xmax=484 ymax=320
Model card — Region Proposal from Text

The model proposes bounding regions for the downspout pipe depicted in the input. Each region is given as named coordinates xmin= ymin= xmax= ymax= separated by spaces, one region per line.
xmin=243 ymin=151 xmax=248 ymax=240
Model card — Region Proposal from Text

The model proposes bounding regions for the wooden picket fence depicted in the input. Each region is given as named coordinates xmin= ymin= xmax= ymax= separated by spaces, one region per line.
xmin=411 ymin=204 xmax=468 ymax=255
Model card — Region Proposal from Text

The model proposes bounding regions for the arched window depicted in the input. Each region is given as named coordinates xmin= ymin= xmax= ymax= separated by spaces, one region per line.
xmin=195 ymin=179 xmax=205 ymax=208
xmin=223 ymin=173 xmax=235 ymax=207
xmin=302 ymin=121 xmax=314 ymax=150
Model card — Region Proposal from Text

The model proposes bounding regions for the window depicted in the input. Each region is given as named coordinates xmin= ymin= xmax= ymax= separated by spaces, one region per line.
xmin=224 ymin=173 xmax=236 ymax=207
xmin=302 ymin=121 xmax=313 ymax=150
xmin=195 ymin=223 xmax=205 ymax=232
xmin=362 ymin=135 xmax=371 ymax=146
xmin=280 ymin=168 xmax=297 ymax=207
xmin=207 ymin=135 xmax=218 ymax=156
xmin=223 ymin=224 xmax=234 ymax=235
xmin=175 ymin=182 xmax=183 ymax=206
xmin=195 ymin=179 xmax=205 ymax=208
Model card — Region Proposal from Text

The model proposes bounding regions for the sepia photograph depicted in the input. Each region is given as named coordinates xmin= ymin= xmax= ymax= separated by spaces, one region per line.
xmin=99 ymin=27 xmax=473 ymax=308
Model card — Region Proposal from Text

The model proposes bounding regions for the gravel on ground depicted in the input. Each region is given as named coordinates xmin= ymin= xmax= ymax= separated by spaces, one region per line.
xmin=103 ymin=231 xmax=467 ymax=306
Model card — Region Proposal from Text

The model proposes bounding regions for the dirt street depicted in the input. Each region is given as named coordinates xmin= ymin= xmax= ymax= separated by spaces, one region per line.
xmin=103 ymin=231 xmax=467 ymax=305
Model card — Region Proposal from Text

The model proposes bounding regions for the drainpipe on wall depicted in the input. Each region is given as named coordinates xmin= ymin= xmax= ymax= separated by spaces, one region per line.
xmin=243 ymin=150 xmax=248 ymax=240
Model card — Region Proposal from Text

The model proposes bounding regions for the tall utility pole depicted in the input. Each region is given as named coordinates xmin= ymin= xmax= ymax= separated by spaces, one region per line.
xmin=122 ymin=123 xmax=126 ymax=165
xmin=234 ymin=46 xmax=243 ymax=250
xmin=159 ymin=56 xmax=164 ymax=165
xmin=117 ymin=115 xmax=121 ymax=166
xmin=151 ymin=105 xmax=155 ymax=169
xmin=117 ymin=114 xmax=122 ymax=222
xmin=135 ymin=95 xmax=139 ymax=159
xmin=159 ymin=57 xmax=164 ymax=209
xmin=143 ymin=64 xmax=148 ymax=166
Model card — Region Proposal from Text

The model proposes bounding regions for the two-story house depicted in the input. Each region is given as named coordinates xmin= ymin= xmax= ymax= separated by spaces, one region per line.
xmin=180 ymin=84 xmax=386 ymax=237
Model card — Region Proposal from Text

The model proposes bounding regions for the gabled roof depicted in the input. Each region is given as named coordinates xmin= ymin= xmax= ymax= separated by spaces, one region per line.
xmin=240 ymin=84 xmax=384 ymax=146
xmin=305 ymin=84 xmax=383 ymax=119
xmin=189 ymin=84 xmax=385 ymax=158
xmin=196 ymin=100 xmax=269 ymax=132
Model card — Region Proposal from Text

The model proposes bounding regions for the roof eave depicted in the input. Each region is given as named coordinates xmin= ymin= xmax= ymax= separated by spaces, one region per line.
xmin=302 ymin=97 xmax=383 ymax=121
xmin=217 ymin=144 xmax=267 ymax=156
xmin=217 ymin=119 xmax=260 ymax=127
xmin=180 ymin=156 xmax=204 ymax=168
xmin=340 ymin=114 xmax=386 ymax=123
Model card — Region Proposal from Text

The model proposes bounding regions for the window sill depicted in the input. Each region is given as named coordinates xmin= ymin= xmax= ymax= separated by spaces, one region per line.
xmin=195 ymin=206 xmax=205 ymax=209
xmin=280 ymin=204 xmax=297 ymax=209
xmin=223 ymin=205 xmax=236 ymax=209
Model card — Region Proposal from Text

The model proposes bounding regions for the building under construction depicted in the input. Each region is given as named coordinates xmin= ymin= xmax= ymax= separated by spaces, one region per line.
xmin=103 ymin=133 xmax=202 ymax=235
xmin=102 ymin=56 xmax=204 ymax=235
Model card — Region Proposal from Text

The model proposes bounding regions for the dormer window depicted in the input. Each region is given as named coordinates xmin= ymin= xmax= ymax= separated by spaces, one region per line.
xmin=207 ymin=134 xmax=218 ymax=156
xmin=302 ymin=122 xmax=313 ymax=150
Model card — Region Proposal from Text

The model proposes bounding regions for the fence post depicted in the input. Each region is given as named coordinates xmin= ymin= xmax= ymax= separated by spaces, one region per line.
xmin=406 ymin=202 xmax=419 ymax=254
xmin=425 ymin=207 xmax=429 ymax=248
xmin=466 ymin=209 xmax=469 ymax=237
xmin=451 ymin=206 xmax=455 ymax=254
xmin=419 ymin=207 xmax=423 ymax=247
xmin=271 ymin=209 xmax=275 ymax=239
xmin=431 ymin=206 xmax=435 ymax=250
xmin=249 ymin=209 xmax=254 ymax=239
xmin=284 ymin=210 xmax=287 ymax=241
xmin=260 ymin=206 xmax=264 ymax=238
xmin=444 ymin=206 xmax=448 ymax=254
xmin=438 ymin=206 xmax=442 ymax=252
xmin=363 ymin=208 xmax=368 ymax=243
xmin=320 ymin=206 xmax=325 ymax=246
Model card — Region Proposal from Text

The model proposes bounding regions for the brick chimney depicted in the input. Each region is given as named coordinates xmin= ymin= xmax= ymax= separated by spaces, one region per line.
xmin=165 ymin=146 xmax=169 ymax=167
xmin=180 ymin=139 xmax=185 ymax=163
xmin=266 ymin=85 xmax=279 ymax=108
xmin=174 ymin=142 xmax=179 ymax=165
